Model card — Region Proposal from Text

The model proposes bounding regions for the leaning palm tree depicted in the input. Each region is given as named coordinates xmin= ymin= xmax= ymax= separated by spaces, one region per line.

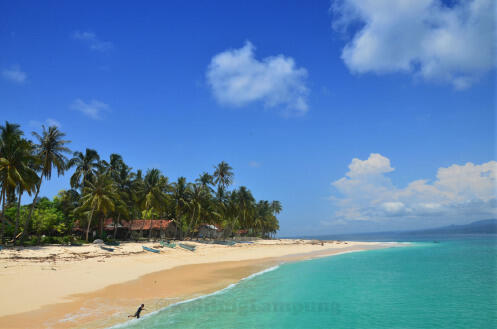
xmin=67 ymin=148 xmax=100 ymax=190
xmin=0 ymin=121 xmax=23 ymax=240
xmin=13 ymin=140 xmax=39 ymax=240
xmin=0 ymin=123 xmax=39 ymax=241
xmin=23 ymin=126 xmax=71 ymax=241
xmin=78 ymin=173 xmax=117 ymax=241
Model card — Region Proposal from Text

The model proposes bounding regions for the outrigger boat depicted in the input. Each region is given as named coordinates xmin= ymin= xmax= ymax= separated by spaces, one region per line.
xmin=142 ymin=246 xmax=160 ymax=253
xmin=179 ymin=243 xmax=196 ymax=251
xmin=100 ymin=245 xmax=114 ymax=252
xmin=214 ymin=240 xmax=236 ymax=246
xmin=160 ymin=240 xmax=176 ymax=248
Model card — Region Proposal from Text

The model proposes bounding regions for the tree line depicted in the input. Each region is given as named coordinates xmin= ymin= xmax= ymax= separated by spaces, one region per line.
xmin=0 ymin=121 xmax=281 ymax=244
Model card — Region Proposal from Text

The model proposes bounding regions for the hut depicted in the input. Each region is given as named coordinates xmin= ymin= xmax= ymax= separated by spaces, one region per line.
xmin=197 ymin=224 xmax=222 ymax=239
xmin=124 ymin=219 xmax=177 ymax=239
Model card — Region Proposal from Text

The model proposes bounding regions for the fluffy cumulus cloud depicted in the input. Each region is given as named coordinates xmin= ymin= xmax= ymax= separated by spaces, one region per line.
xmin=2 ymin=66 xmax=26 ymax=83
xmin=331 ymin=153 xmax=497 ymax=221
xmin=206 ymin=41 xmax=309 ymax=115
xmin=72 ymin=31 xmax=113 ymax=52
xmin=332 ymin=0 xmax=496 ymax=89
xmin=70 ymin=99 xmax=109 ymax=119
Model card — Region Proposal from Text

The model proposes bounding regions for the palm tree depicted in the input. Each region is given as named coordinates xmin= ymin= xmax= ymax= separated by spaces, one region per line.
xmin=108 ymin=156 xmax=135 ymax=238
xmin=196 ymin=172 xmax=214 ymax=192
xmin=270 ymin=200 xmax=282 ymax=215
xmin=0 ymin=122 xmax=39 ymax=241
xmin=68 ymin=148 xmax=100 ymax=190
xmin=171 ymin=177 xmax=191 ymax=240
xmin=142 ymin=169 xmax=168 ymax=238
xmin=213 ymin=161 xmax=234 ymax=191
xmin=13 ymin=140 xmax=39 ymax=240
xmin=78 ymin=173 xmax=117 ymax=241
xmin=186 ymin=183 xmax=210 ymax=238
xmin=23 ymin=126 xmax=71 ymax=242
xmin=237 ymin=186 xmax=255 ymax=230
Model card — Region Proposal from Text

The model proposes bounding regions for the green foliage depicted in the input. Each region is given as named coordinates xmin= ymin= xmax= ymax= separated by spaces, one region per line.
xmin=30 ymin=202 xmax=66 ymax=236
xmin=1 ymin=122 xmax=281 ymax=243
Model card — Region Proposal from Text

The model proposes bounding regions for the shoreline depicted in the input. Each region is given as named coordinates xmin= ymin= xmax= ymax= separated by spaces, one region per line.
xmin=0 ymin=240 xmax=402 ymax=328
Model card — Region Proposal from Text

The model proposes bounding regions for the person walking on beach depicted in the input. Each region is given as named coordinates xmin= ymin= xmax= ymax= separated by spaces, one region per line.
xmin=128 ymin=304 xmax=146 ymax=319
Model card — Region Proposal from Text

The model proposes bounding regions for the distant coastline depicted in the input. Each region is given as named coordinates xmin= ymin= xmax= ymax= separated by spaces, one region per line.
xmin=290 ymin=219 xmax=497 ymax=241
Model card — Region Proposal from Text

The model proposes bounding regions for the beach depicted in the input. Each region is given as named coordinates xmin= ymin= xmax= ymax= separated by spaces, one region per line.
xmin=0 ymin=239 xmax=395 ymax=328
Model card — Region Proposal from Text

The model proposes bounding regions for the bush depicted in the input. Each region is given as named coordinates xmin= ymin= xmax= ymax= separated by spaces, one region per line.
xmin=62 ymin=235 xmax=73 ymax=245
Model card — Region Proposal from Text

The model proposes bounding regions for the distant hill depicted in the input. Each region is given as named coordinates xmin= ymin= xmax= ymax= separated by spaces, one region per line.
xmin=408 ymin=219 xmax=497 ymax=235
xmin=291 ymin=219 xmax=497 ymax=240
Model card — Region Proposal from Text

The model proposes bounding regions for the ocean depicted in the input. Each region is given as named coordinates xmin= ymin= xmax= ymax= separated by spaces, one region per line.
xmin=112 ymin=235 xmax=497 ymax=329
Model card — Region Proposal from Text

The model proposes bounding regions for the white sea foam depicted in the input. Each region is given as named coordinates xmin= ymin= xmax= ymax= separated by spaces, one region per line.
xmin=107 ymin=265 xmax=280 ymax=328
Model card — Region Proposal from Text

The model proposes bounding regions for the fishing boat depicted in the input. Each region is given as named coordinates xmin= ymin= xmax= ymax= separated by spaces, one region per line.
xmin=160 ymin=240 xmax=176 ymax=248
xmin=143 ymin=246 xmax=160 ymax=253
xmin=235 ymin=241 xmax=254 ymax=244
xmin=179 ymin=243 xmax=196 ymax=252
xmin=100 ymin=245 xmax=114 ymax=252
xmin=214 ymin=240 xmax=236 ymax=246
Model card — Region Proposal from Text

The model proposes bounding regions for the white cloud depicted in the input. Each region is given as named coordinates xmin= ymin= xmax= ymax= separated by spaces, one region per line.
xmin=347 ymin=153 xmax=393 ymax=177
xmin=29 ymin=118 xmax=62 ymax=128
xmin=70 ymin=99 xmax=109 ymax=120
xmin=2 ymin=66 xmax=26 ymax=83
xmin=45 ymin=118 xmax=61 ymax=127
xmin=332 ymin=0 xmax=496 ymax=89
xmin=331 ymin=153 xmax=497 ymax=221
xmin=249 ymin=161 xmax=262 ymax=168
xmin=72 ymin=31 xmax=113 ymax=52
xmin=206 ymin=41 xmax=309 ymax=115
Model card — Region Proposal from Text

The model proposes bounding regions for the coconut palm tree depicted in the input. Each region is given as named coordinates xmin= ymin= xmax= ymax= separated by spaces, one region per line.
xmin=171 ymin=176 xmax=191 ymax=240
xmin=68 ymin=148 xmax=100 ymax=190
xmin=142 ymin=169 xmax=168 ymax=238
xmin=236 ymin=186 xmax=255 ymax=226
xmin=0 ymin=123 xmax=39 ymax=241
xmin=23 ymin=126 xmax=71 ymax=241
xmin=213 ymin=161 xmax=234 ymax=190
xmin=13 ymin=140 xmax=39 ymax=240
xmin=186 ymin=183 xmax=210 ymax=238
xmin=195 ymin=172 xmax=214 ymax=192
xmin=270 ymin=200 xmax=282 ymax=215
xmin=78 ymin=172 xmax=117 ymax=241
xmin=108 ymin=156 xmax=135 ymax=238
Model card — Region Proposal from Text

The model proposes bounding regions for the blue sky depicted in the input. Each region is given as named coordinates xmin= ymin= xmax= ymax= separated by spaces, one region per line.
xmin=1 ymin=0 xmax=495 ymax=236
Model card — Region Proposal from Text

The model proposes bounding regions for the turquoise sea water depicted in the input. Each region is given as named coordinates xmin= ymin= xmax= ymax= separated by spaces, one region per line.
xmin=114 ymin=235 xmax=497 ymax=329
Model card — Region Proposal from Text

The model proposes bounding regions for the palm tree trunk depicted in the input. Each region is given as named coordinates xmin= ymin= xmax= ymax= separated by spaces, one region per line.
xmin=1 ymin=188 xmax=6 ymax=243
xmin=190 ymin=208 xmax=200 ymax=239
xmin=186 ymin=207 xmax=195 ymax=239
xmin=22 ymin=177 xmax=43 ymax=243
xmin=14 ymin=191 xmax=22 ymax=242
xmin=85 ymin=205 xmax=95 ymax=241
xmin=99 ymin=215 xmax=104 ymax=238
xmin=113 ymin=213 xmax=120 ymax=239
xmin=177 ymin=208 xmax=183 ymax=240
xmin=148 ymin=215 xmax=153 ymax=240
